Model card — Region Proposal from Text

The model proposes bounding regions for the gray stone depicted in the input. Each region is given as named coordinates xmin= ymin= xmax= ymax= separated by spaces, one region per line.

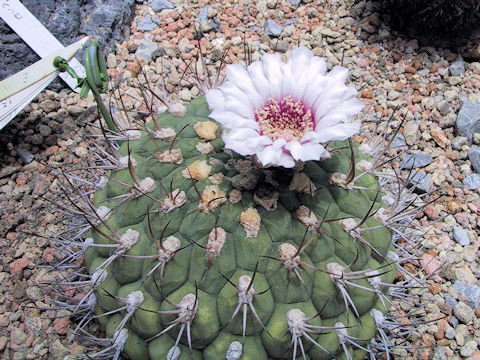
xmin=449 ymin=315 xmax=459 ymax=328
xmin=264 ymin=19 xmax=283 ymax=37
xmin=400 ymin=153 xmax=434 ymax=169
xmin=468 ymin=145 xmax=480 ymax=173
xmin=406 ymin=171 xmax=431 ymax=193
xmin=453 ymin=301 xmax=475 ymax=324
xmin=456 ymin=100 xmax=480 ymax=142
xmin=453 ymin=281 xmax=480 ymax=310
xmin=464 ymin=173 xmax=480 ymax=190
xmin=445 ymin=327 xmax=456 ymax=340
xmin=137 ymin=15 xmax=155 ymax=31
xmin=389 ymin=133 xmax=406 ymax=148
xmin=285 ymin=18 xmax=299 ymax=25
xmin=449 ymin=61 xmax=466 ymax=77
xmin=0 ymin=0 xmax=135 ymax=87
xmin=17 ymin=148 xmax=34 ymax=164
xmin=288 ymin=0 xmax=302 ymax=6
xmin=432 ymin=347 xmax=447 ymax=360
xmin=151 ymin=0 xmax=174 ymax=12
xmin=460 ymin=340 xmax=478 ymax=357
xmin=452 ymin=226 xmax=471 ymax=246
xmin=135 ymin=39 xmax=158 ymax=62
xmin=270 ymin=40 xmax=289 ymax=53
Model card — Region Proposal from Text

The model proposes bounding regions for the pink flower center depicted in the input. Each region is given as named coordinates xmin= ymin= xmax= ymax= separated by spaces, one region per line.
xmin=255 ymin=95 xmax=315 ymax=142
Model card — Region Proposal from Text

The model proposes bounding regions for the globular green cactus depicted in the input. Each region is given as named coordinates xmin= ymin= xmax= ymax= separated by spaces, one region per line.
xmin=64 ymin=96 xmax=413 ymax=360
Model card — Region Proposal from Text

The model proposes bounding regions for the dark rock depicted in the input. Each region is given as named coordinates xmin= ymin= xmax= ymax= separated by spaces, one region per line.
xmin=264 ymin=19 xmax=283 ymax=37
xmin=400 ymin=153 xmax=434 ymax=169
xmin=17 ymin=148 xmax=34 ymax=164
xmin=453 ymin=280 xmax=480 ymax=310
xmin=151 ymin=0 xmax=174 ymax=12
xmin=38 ymin=125 xmax=52 ymax=137
xmin=449 ymin=61 xmax=466 ymax=77
xmin=0 ymin=0 xmax=135 ymax=84
xmin=456 ymin=100 xmax=480 ymax=143
xmin=31 ymin=134 xmax=44 ymax=145
xmin=463 ymin=173 xmax=480 ymax=190
xmin=468 ymin=145 xmax=480 ymax=173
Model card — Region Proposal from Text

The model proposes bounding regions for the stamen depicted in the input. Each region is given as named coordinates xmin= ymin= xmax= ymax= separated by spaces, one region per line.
xmin=255 ymin=95 xmax=315 ymax=142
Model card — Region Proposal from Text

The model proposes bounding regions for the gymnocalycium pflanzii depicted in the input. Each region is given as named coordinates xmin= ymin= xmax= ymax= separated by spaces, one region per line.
xmin=47 ymin=45 xmax=437 ymax=360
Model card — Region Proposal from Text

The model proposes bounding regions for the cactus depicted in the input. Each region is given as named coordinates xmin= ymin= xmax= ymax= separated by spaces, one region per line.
xmin=50 ymin=47 xmax=433 ymax=360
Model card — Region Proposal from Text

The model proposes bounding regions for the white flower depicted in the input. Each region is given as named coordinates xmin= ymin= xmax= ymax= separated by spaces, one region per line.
xmin=205 ymin=47 xmax=364 ymax=168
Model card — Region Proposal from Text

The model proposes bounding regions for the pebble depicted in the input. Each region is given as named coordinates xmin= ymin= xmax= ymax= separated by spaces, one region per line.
xmin=389 ymin=133 xmax=406 ymax=148
xmin=454 ymin=301 xmax=475 ymax=324
xmin=407 ymin=171 xmax=431 ymax=193
xmin=452 ymin=226 xmax=471 ymax=246
xmin=403 ymin=121 xmax=420 ymax=145
xmin=445 ymin=327 xmax=456 ymax=340
xmin=0 ymin=336 xmax=6 ymax=351
xmin=10 ymin=328 xmax=27 ymax=345
xmin=264 ymin=19 xmax=283 ymax=37
xmin=151 ymin=0 xmax=174 ymax=12
xmin=456 ymin=100 xmax=480 ymax=142
xmin=137 ymin=15 xmax=155 ymax=32
xmin=453 ymin=281 xmax=480 ymax=310
xmin=135 ymin=39 xmax=158 ymax=62
xmin=16 ymin=148 xmax=34 ymax=164
xmin=468 ymin=146 xmax=480 ymax=173
xmin=433 ymin=347 xmax=447 ymax=360
xmin=461 ymin=340 xmax=478 ymax=357
xmin=270 ymin=39 xmax=289 ymax=53
xmin=400 ymin=153 xmax=434 ymax=169
xmin=38 ymin=124 xmax=52 ymax=137
xmin=463 ymin=174 xmax=480 ymax=190
xmin=449 ymin=61 xmax=466 ymax=77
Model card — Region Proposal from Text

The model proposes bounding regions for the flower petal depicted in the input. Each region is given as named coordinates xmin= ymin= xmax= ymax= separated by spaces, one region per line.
xmin=205 ymin=47 xmax=362 ymax=168
xmin=315 ymin=123 xmax=361 ymax=143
